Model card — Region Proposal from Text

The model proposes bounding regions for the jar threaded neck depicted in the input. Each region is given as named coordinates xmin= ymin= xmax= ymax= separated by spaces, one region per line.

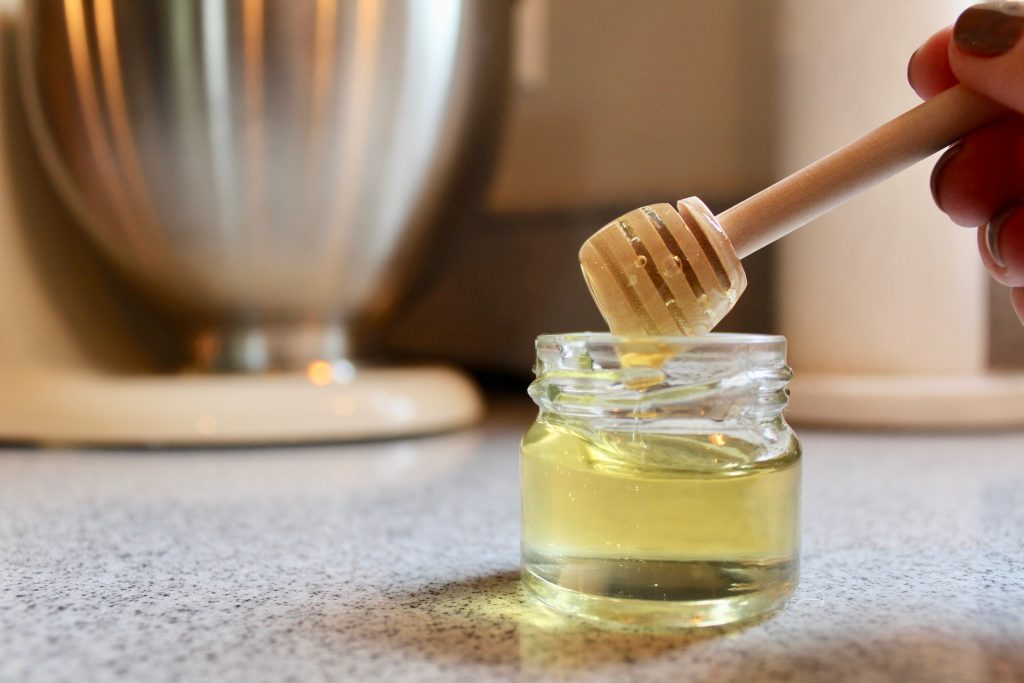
xmin=529 ymin=333 xmax=792 ymax=428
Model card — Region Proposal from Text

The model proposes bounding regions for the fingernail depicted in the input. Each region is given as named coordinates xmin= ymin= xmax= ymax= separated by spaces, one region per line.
xmin=985 ymin=205 xmax=1016 ymax=268
xmin=954 ymin=2 xmax=1024 ymax=56
xmin=907 ymin=48 xmax=919 ymax=87
xmin=930 ymin=142 xmax=963 ymax=212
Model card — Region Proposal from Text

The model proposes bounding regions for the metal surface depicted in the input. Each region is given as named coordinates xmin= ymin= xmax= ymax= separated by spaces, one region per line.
xmin=16 ymin=0 xmax=509 ymax=371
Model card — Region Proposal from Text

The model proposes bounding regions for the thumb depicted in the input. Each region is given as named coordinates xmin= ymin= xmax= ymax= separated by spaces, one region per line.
xmin=949 ymin=2 xmax=1024 ymax=113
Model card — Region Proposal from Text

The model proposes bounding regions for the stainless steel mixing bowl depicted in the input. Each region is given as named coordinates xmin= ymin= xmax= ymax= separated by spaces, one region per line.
xmin=16 ymin=0 xmax=509 ymax=370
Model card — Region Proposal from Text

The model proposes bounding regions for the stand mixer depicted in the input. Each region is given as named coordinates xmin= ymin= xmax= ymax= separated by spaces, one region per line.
xmin=0 ymin=0 xmax=509 ymax=444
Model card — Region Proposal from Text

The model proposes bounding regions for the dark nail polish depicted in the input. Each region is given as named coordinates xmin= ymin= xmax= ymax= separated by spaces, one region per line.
xmin=954 ymin=2 xmax=1024 ymax=56
xmin=930 ymin=142 xmax=963 ymax=212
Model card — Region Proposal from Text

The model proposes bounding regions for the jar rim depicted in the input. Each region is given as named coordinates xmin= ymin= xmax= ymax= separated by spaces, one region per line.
xmin=535 ymin=332 xmax=786 ymax=358
xmin=536 ymin=332 xmax=785 ymax=345
xmin=530 ymin=332 xmax=791 ymax=425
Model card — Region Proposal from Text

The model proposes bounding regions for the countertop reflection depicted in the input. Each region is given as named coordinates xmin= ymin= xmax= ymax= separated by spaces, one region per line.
xmin=2 ymin=399 xmax=1023 ymax=683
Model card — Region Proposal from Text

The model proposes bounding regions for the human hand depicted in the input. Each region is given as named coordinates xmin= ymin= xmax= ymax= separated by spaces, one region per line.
xmin=907 ymin=2 xmax=1024 ymax=324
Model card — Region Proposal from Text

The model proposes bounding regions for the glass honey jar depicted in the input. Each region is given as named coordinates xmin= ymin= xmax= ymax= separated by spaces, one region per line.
xmin=521 ymin=333 xmax=801 ymax=628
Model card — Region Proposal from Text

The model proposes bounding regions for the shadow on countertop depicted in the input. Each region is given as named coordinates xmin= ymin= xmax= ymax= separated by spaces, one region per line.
xmin=311 ymin=571 xmax=1024 ymax=682
xmin=314 ymin=571 xmax=734 ymax=675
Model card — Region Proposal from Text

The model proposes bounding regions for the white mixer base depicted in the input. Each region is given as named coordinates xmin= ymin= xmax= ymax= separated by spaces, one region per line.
xmin=0 ymin=366 xmax=483 ymax=446
xmin=787 ymin=372 xmax=1024 ymax=430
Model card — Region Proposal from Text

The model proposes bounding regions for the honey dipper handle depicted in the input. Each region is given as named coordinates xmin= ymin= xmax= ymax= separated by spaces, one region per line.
xmin=717 ymin=84 xmax=1007 ymax=258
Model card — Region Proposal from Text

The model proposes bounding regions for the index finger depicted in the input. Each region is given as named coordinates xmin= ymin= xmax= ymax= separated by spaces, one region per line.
xmin=908 ymin=26 xmax=959 ymax=98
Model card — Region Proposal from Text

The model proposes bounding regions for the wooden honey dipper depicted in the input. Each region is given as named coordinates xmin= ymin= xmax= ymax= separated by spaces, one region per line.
xmin=580 ymin=84 xmax=1007 ymax=336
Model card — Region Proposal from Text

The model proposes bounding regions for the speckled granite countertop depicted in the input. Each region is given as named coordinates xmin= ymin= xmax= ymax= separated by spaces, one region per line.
xmin=2 ymin=400 xmax=1023 ymax=683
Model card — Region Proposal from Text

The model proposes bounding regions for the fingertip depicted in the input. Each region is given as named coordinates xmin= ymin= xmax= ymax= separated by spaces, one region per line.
xmin=1011 ymin=287 xmax=1024 ymax=326
xmin=978 ymin=203 xmax=1024 ymax=287
xmin=929 ymin=117 xmax=1024 ymax=227
xmin=930 ymin=142 xmax=963 ymax=216
xmin=909 ymin=27 xmax=959 ymax=98
xmin=930 ymin=141 xmax=986 ymax=226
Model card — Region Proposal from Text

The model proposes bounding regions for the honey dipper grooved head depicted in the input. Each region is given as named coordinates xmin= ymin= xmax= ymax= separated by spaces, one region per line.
xmin=579 ymin=197 xmax=746 ymax=336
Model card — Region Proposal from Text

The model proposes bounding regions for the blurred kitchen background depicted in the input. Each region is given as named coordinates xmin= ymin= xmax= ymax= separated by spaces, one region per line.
xmin=1 ymin=0 xmax=1022 ymax=441
xmin=384 ymin=0 xmax=1024 ymax=376
xmin=386 ymin=0 xmax=782 ymax=371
